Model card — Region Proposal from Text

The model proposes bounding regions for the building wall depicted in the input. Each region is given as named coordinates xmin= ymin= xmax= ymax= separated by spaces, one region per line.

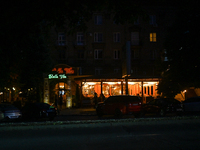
xmin=49 ymin=4 xmax=176 ymax=78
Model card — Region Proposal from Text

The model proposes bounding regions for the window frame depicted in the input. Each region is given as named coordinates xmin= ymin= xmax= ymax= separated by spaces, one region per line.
xmin=94 ymin=32 xmax=103 ymax=42
xmin=94 ymin=15 xmax=103 ymax=25
xmin=131 ymin=32 xmax=139 ymax=45
xmin=57 ymin=32 xmax=66 ymax=46
xmin=94 ymin=49 xmax=103 ymax=59
xmin=77 ymin=32 xmax=84 ymax=45
xmin=149 ymin=15 xmax=156 ymax=25
xmin=113 ymin=32 xmax=120 ymax=43
xmin=113 ymin=49 xmax=120 ymax=59
xmin=150 ymin=33 xmax=157 ymax=42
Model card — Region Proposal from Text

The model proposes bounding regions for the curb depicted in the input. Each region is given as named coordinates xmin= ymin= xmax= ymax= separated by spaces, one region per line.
xmin=1 ymin=116 xmax=200 ymax=128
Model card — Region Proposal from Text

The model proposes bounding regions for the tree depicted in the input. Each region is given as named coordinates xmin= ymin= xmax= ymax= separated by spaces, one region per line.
xmin=157 ymin=0 xmax=200 ymax=98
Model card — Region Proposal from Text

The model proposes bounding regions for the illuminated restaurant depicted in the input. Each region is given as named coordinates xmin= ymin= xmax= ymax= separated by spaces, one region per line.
xmin=44 ymin=64 xmax=159 ymax=108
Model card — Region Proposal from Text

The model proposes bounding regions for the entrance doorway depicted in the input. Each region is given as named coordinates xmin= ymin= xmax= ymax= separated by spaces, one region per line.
xmin=49 ymin=81 xmax=72 ymax=109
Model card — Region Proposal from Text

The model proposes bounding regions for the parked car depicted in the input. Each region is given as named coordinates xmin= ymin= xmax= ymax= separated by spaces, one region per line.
xmin=96 ymin=95 xmax=142 ymax=118
xmin=183 ymin=96 xmax=200 ymax=113
xmin=141 ymin=98 xmax=183 ymax=117
xmin=0 ymin=103 xmax=22 ymax=120
xmin=21 ymin=102 xmax=57 ymax=121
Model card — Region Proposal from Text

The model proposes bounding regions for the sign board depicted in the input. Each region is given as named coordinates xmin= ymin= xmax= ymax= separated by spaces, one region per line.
xmin=48 ymin=74 xmax=67 ymax=79
xmin=51 ymin=64 xmax=78 ymax=75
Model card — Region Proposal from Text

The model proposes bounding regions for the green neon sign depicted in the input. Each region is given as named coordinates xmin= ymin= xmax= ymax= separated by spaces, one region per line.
xmin=48 ymin=74 xmax=67 ymax=79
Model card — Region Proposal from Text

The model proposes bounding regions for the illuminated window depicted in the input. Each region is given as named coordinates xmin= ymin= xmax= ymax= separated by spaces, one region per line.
xmin=94 ymin=15 xmax=102 ymax=25
xmin=114 ymin=49 xmax=120 ymax=59
xmin=57 ymin=32 xmax=66 ymax=45
xmin=94 ymin=49 xmax=103 ymax=59
xmin=94 ymin=32 xmax=103 ymax=42
xmin=113 ymin=32 xmax=120 ymax=42
xmin=151 ymin=86 xmax=153 ymax=95
xmin=150 ymin=33 xmax=156 ymax=42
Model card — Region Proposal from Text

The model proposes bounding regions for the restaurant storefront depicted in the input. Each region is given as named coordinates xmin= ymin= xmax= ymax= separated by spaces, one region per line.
xmin=80 ymin=79 xmax=159 ymax=104
xmin=43 ymin=64 xmax=78 ymax=108
xmin=44 ymin=64 xmax=160 ymax=108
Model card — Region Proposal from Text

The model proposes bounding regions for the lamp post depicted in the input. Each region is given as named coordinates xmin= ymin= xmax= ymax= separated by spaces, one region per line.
xmin=122 ymin=41 xmax=131 ymax=95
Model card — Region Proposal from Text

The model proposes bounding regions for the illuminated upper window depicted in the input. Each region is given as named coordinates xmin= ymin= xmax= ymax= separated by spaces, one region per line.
xmin=150 ymin=33 xmax=156 ymax=42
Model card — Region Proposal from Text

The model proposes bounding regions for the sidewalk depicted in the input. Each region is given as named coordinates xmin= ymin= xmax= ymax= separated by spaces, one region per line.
xmin=58 ymin=107 xmax=96 ymax=116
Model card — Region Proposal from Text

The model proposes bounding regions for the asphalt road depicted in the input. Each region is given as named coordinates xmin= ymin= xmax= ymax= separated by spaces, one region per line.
xmin=1 ymin=118 xmax=200 ymax=150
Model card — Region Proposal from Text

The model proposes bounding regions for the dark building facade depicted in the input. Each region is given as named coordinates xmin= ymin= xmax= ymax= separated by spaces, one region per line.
xmin=44 ymin=4 xmax=175 ymax=108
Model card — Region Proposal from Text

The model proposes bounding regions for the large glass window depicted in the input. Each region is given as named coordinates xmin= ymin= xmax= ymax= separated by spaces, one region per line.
xmin=82 ymin=82 xmax=101 ymax=97
xmin=102 ymin=82 xmax=122 ymax=97
xmin=81 ymin=81 xmax=158 ymax=98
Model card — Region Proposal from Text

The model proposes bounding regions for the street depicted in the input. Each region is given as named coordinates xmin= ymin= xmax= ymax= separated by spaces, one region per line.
xmin=0 ymin=118 xmax=200 ymax=150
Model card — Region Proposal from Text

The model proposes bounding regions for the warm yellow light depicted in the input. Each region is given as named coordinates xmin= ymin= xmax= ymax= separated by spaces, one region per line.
xmin=128 ymin=82 xmax=135 ymax=85
xmin=103 ymin=82 xmax=120 ymax=85
xmin=143 ymin=82 xmax=158 ymax=86
xmin=87 ymin=82 xmax=96 ymax=85
xmin=150 ymin=33 xmax=156 ymax=42
xmin=59 ymin=82 xmax=65 ymax=89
